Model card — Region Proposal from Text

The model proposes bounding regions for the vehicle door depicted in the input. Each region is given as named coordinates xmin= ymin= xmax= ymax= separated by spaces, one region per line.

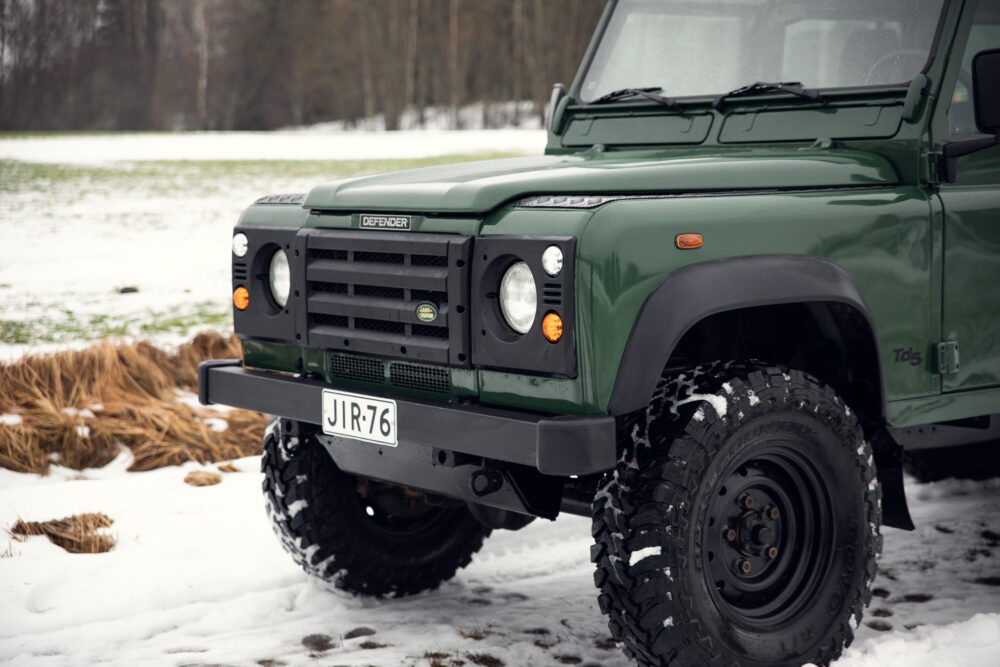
xmin=935 ymin=0 xmax=1000 ymax=392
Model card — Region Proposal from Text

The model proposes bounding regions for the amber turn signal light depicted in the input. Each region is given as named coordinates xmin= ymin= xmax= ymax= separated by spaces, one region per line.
xmin=542 ymin=312 xmax=564 ymax=343
xmin=676 ymin=233 xmax=703 ymax=249
xmin=233 ymin=286 xmax=250 ymax=311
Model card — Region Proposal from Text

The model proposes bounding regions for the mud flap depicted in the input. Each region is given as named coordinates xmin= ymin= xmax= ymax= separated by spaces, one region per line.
xmin=872 ymin=429 xmax=915 ymax=530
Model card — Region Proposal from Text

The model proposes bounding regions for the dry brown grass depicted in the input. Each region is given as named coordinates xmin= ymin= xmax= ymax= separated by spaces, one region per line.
xmin=9 ymin=512 xmax=116 ymax=554
xmin=0 ymin=332 xmax=267 ymax=475
xmin=184 ymin=470 xmax=222 ymax=486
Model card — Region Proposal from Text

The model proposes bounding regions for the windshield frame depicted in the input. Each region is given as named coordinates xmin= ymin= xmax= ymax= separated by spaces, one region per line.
xmin=572 ymin=0 xmax=954 ymax=106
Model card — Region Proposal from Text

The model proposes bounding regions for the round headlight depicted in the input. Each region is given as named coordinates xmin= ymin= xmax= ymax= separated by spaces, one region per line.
xmin=232 ymin=233 xmax=249 ymax=257
xmin=542 ymin=245 xmax=563 ymax=277
xmin=268 ymin=250 xmax=290 ymax=308
xmin=499 ymin=261 xmax=537 ymax=334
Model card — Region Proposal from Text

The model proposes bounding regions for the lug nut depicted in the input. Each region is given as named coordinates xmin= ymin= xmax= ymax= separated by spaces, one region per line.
xmin=768 ymin=506 xmax=779 ymax=520
xmin=738 ymin=559 xmax=752 ymax=574
xmin=742 ymin=494 xmax=755 ymax=509
xmin=767 ymin=546 xmax=778 ymax=560
xmin=724 ymin=528 xmax=737 ymax=542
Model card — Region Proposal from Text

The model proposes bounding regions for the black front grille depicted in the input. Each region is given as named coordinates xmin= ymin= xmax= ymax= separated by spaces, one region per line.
xmin=304 ymin=230 xmax=471 ymax=366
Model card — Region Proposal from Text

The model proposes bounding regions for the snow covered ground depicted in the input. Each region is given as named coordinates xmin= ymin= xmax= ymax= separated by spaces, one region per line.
xmin=0 ymin=130 xmax=545 ymax=359
xmin=1 ymin=456 xmax=998 ymax=667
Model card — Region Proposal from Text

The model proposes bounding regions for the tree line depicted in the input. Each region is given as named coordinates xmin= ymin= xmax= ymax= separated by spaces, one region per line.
xmin=0 ymin=0 xmax=606 ymax=131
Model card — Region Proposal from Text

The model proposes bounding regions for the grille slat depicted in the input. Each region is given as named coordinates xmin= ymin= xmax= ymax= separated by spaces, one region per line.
xmin=307 ymin=259 xmax=448 ymax=291
xmin=308 ymin=292 xmax=449 ymax=324
xmin=310 ymin=232 xmax=449 ymax=257
xmin=311 ymin=325 xmax=449 ymax=351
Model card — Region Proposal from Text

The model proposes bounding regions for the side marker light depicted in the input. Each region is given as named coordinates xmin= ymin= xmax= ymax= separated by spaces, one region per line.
xmin=676 ymin=233 xmax=703 ymax=249
xmin=542 ymin=312 xmax=564 ymax=343
xmin=233 ymin=286 xmax=250 ymax=311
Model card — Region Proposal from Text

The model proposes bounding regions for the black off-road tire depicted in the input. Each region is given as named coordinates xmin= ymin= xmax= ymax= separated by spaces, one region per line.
xmin=592 ymin=364 xmax=882 ymax=667
xmin=261 ymin=418 xmax=491 ymax=597
xmin=903 ymin=441 xmax=1000 ymax=483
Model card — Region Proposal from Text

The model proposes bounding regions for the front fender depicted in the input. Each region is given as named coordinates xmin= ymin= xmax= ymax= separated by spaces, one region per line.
xmin=606 ymin=254 xmax=886 ymax=416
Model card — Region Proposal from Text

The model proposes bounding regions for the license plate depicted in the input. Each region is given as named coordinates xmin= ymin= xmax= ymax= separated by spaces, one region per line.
xmin=321 ymin=389 xmax=397 ymax=447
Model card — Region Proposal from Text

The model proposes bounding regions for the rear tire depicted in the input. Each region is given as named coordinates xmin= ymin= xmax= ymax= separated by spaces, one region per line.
xmin=261 ymin=418 xmax=491 ymax=597
xmin=592 ymin=364 xmax=881 ymax=666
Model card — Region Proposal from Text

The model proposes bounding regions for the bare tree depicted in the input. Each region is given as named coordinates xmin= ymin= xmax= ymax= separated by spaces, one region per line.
xmin=449 ymin=0 xmax=460 ymax=128
xmin=192 ymin=0 xmax=208 ymax=129
xmin=0 ymin=0 xmax=606 ymax=131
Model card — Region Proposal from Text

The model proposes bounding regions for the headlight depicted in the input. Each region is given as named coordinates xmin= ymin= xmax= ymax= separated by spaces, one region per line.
xmin=268 ymin=250 xmax=290 ymax=308
xmin=499 ymin=261 xmax=536 ymax=334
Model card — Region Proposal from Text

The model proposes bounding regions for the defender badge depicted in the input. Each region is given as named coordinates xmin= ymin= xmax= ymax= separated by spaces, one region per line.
xmin=415 ymin=303 xmax=438 ymax=322
xmin=360 ymin=214 xmax=411 ymax=230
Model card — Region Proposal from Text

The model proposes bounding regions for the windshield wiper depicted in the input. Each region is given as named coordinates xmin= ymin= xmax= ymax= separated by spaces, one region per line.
xmin=713 ymin=81 xmax=824 ymax=110
xmin=590 ymin=87 xmax=681 ymax=110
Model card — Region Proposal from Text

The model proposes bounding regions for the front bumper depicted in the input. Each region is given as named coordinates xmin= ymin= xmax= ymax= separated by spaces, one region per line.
xmin=198 ymin=359 xmax=616 ymax=477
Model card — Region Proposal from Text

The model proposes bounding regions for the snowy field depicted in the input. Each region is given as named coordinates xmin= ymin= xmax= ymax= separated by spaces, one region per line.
xmin=1 ymin=456 xmax=998 ymax=667
xmin=2 ymin=131 xmax=999 ymax=666
xmin=0 ymin=130 xmax=545 ymax=359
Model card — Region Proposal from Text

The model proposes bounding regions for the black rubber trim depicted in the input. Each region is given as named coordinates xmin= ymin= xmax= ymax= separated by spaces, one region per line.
xmin=607 ymin=254 xmax=886 ymax=416
xmin=198 ymin=361 xmax=615 ymax=476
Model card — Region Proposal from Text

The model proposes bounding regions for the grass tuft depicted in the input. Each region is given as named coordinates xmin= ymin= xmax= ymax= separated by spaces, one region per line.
xmin=184 ymin=470 xmax=222 ymax=487
xmin=9 ymin=512 xmax=116 ymax=554
xmin=0 ymin=332 xmax=267 ymax=475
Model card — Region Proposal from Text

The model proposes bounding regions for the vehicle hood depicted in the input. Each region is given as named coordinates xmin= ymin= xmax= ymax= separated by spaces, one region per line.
xmin=302 ymin=147 xmax=898 ymax=214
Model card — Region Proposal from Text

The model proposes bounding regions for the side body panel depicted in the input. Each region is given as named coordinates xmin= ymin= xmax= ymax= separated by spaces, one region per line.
xmin=577 ymin=188 xmax=937 ymax=414
xmin=940 ymin=182 xmax=1000 ymax=392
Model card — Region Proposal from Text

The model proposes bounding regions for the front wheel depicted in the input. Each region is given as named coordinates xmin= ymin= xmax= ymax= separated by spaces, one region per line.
xmin=261 ymin=418 xmax=491 ymax=597
xmin=592 ymin=364 xmax=882 ymax=666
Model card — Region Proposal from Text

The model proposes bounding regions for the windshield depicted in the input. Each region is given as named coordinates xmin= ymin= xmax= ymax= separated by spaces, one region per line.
xmin=579 ymin=0 xmax=947 ymax=102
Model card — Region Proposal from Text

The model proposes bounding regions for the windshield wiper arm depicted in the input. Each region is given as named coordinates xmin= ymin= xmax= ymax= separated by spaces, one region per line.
xmin=590 ymin=87 xmax=681 ymax=110
xmin=713 ymin=81 xmax=823 ymax=110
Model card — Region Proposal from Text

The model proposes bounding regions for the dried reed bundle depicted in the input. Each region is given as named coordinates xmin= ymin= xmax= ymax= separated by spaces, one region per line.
xmin=9 ymin=512 xmax=116 ymax=554
xmin=0 ymin=333 xmax=267 ymax=474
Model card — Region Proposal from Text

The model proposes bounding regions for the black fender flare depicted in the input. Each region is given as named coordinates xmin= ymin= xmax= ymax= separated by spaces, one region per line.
xmin=607 ymin=254 xmax=887 ymax=417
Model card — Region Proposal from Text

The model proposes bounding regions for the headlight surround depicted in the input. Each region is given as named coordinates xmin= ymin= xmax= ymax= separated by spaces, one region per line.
xmin=268 ymin=249 xmax=290 ymax=308
xmin=499 ymin=261 xmax=537 ymax=334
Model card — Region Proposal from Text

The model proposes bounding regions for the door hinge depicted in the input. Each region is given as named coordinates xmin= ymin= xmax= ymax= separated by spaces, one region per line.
xmin=925 ymin=151 xmax=943 ymax=183
xmin=936 ymin=341 xmax=960 ymax=374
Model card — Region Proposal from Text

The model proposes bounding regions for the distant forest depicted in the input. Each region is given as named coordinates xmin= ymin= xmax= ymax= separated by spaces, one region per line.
xmin=0 ymin=0 xmax=606 ymax=131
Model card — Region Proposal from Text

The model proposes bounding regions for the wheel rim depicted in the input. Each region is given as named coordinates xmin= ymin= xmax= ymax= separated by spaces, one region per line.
xmin=348 ymin=478 xmax=452 ymax=541
xmin=703 ymin=441 xmax=835 ymax=629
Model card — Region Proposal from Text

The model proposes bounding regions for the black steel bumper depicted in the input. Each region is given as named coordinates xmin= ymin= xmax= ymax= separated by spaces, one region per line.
xmin=198 ymin=359 xmax=616 ymax=477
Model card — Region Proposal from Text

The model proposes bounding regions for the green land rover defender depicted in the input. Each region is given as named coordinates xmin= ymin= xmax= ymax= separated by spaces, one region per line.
xmin=199 ymin=1 xmax=1000 ymax=665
